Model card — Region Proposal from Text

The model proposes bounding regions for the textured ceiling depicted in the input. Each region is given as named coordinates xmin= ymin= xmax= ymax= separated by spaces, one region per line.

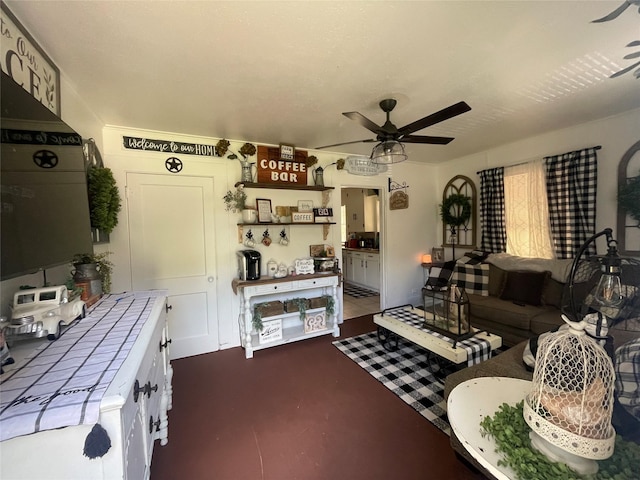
xmin=5 ymin=0 xmax=639 ymax=163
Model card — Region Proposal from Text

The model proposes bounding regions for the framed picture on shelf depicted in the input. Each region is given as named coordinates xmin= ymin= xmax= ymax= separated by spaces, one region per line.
xmin=431 ymin=247 xmax=445 ymax=262
xmin=297 ymin=200 xmax=313 ymax=212
xmin=256 ymin=198 xmax=272 ymax=223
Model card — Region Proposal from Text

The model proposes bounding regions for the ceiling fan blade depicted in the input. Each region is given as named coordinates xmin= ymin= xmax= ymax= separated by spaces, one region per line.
xmin=343 ymin=112 xmax=384 ymax=135
xmin=401 ymin=135 xmax=455 ymax=145
xmin=315 ymin=139 xmax=376 ymax=150
xmin=398 ymin=101 xmax=471 ymax=137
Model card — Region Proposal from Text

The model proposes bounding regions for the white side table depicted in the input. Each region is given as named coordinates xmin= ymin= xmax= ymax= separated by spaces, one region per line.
xmin=447 ymin=377 xmax=532 ymax=480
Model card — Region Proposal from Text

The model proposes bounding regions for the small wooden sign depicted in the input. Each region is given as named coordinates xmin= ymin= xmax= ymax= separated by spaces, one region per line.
xmin=292 ymin=211 xmax=314 ymax=223
xmin=257 ymin=145 xmax=308 ymax=185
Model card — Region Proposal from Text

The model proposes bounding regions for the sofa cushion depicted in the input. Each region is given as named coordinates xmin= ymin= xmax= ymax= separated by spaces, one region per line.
xmin=529 ymin=307 xmax=565 ymax=335
xmin=499 ymin=270 xmax=550 ymax=306
xmin=488 ymin=263 xmax=507 ymax=297
xmin=468 ymin=294 xmax=541 ymax=331
xmin=541 ymin=276 xmax=565 ymax=309
xmin=451 ymin=262 xmax=489 ymax=296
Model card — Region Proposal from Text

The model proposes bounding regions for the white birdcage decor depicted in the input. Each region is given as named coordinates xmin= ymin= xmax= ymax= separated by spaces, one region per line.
xmin=422 ymin=283 xmax=473 ymax=346
xmin=523 ymin=318 xmax=616 ymax=475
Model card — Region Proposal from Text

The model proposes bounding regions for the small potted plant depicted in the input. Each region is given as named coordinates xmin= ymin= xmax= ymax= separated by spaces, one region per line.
xmin=72 ymin=252 xmax=114 ymax=294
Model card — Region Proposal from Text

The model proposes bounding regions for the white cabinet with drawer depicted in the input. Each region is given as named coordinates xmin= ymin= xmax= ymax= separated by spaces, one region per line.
xmin=0 ymin=292 xmax=173 ymax=480
xmin=233 ymin=273 xmax=340 ymax=359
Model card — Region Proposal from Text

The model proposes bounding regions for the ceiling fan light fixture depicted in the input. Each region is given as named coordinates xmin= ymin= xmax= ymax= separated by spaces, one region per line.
xmin=371 ymin=140 xmax=407 ymax=164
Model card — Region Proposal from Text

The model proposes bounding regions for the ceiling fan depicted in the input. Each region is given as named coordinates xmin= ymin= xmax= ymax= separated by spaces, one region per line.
xmin=316 ymin=99 xmax=472 ymax=164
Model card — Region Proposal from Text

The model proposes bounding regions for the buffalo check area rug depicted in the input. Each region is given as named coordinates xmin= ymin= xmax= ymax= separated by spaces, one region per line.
xmin=333 ymin=331 xmax=451 ymax=436
xmin=343 ymin=283 xmax=379 ymax=299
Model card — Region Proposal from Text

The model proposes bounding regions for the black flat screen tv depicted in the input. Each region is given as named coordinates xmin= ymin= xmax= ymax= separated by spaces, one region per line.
xmin=1 ymin=72 xmax=93 ymax=281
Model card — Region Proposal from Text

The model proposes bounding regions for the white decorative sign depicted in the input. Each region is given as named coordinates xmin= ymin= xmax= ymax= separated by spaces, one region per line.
xmin=259 ymin=318 xmax=282 ymax=343
xmin=1 ymin=4 xmax=60 ymax=114
xmin=292 ymin=211 xmax=314 ymax=223
xmin=304 ymin=310 xmax=327 ymax=333
xmin=344 ymin=156 xmax=388 ymax=176
xmin=295 ymin=258 xmax=315 ymax=275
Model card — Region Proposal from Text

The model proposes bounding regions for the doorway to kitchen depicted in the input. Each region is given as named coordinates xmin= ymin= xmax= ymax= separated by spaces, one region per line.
xmin=341 ymin=187 xmax=381 ymax=319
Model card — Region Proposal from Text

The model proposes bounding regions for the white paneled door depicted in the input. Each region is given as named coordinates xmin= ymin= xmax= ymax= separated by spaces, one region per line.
xmin=127 ymin=173 xmax=218 ymax=359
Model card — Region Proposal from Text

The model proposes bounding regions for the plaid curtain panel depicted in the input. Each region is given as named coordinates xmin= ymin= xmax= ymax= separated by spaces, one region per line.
xmin=545 ymin=147 xmax=598 ymax=259
xmin=479 ymin=167 xmax=507 ymax=253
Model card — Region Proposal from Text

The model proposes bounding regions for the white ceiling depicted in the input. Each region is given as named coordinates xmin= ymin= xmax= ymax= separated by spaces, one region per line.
xmin=6 ymin=0 xmax=640 ymax=163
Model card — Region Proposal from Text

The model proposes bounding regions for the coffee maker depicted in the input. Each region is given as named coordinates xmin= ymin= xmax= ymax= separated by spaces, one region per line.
xmin=237 ymin=250 xmax=261 ymax=280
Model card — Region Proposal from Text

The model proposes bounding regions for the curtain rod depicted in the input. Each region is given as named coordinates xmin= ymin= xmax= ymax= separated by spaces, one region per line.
xmin=476 ymin=145 xmax=602 ymax=175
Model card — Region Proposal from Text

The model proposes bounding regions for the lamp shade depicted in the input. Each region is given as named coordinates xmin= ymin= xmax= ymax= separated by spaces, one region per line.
xmin=371 ymin=141 xmax=407 ymax=164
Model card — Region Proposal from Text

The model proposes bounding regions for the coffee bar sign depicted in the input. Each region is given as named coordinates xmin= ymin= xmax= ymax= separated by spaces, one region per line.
xmin=1 ymin=4 xmax=61 ymax=115
xmin=257 ymin=145 xmax=308 ymax=185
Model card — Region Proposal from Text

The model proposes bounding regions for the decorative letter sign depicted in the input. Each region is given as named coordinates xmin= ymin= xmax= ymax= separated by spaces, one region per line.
xmin=1 ymin=4 xmax=60 ymax=114
xmin=257 ymin=145 xmax=308 ymax=186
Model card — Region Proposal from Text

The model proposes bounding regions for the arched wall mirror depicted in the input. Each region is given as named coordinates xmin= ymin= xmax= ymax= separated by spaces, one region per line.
xmin=617 ymin=139 xmax=640 ymax=256
xmin=441 ymin=175 xmax=477 ymax=250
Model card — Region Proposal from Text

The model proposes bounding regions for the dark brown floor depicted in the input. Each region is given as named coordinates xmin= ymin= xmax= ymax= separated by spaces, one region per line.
xmin=150 ymin=315 xmax=485 ymax=480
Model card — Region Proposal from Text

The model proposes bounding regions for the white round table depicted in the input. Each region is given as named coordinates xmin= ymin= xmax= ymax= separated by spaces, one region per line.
xmin=447 ymin=377 xmax=532 ymax=480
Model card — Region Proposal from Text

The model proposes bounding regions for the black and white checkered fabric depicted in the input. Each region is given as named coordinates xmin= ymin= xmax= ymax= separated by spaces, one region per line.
xmin=545 ymin=147 xmax=598 ymax=259
xmin=333 ymin=331 xmax=451 ymax=435
xmin=425 ymin=260 xmax=455 ymax=289
xmin=450 ymin=262 xmax=489 ymax=296
xmin=479 ymin=167 xmax=507 ymax=253
xmin=343 ymin=283 xmax=378 ymax=298
xmin=0 ymin=290 xmax=165 ymax=442
xmin=383 ymin=307 xmax=492 ymax=367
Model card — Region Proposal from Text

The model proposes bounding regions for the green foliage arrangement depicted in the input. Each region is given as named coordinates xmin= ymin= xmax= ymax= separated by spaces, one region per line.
xmin=223 ymin=186 xmax=247 ymax=211
xmin=323 ymin=295 xmax=335 ymax=316
xmin=72 ymin=251 xmax=114 ymax=293
xmin=440 ymin=193 xmax=471 ymax=227
xmin=87 ymin=167 xmax=121 ymax=234
xmin=480 ymin=401 xmax=640 ymax=480
xmin=618 ymin=171 xmax=640 ymax=223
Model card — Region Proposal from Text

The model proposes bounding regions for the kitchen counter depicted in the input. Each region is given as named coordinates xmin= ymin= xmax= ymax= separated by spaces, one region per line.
xmin=342 ymin=247 xmax=379 ymax=253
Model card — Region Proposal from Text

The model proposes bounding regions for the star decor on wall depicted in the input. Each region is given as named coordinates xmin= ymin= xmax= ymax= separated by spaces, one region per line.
xmin=33 ymin=150 xmax=58 ymax=168
xmin=165 ymin=157 xmax=183 ymax=173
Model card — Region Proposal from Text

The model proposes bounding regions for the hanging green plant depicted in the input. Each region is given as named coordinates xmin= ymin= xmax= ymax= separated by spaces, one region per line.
xmin=440 ymin=193 xmax=471 ymax=227
xmin=618 ymin=171 xmax=640 ymax=223
xmin=87 ymin=167 xmax=121 ymax=234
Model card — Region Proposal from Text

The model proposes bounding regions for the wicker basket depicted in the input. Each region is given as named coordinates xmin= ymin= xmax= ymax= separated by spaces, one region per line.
xmin=308 ymin=297 xmax=328 ymax=309
xmin=284 ymin=298 xmax=309 ymax=313
xmin=254 ymin=301 xmax=284 ymax=318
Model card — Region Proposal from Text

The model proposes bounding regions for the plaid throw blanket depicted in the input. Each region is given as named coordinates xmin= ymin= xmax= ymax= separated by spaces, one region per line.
xmin=0 ymin=290 xmax=166 ymax=442
xmin=382 ymin=307 xmax=492 ymax=367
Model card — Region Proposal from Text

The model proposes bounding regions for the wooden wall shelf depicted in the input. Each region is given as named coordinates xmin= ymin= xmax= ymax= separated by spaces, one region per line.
xmin=235 ymin=182 xmax=334 ymax=191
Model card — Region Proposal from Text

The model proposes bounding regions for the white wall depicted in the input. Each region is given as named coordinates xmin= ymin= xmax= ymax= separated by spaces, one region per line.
xmin=435 ymin=108 xmax=640 ymax=258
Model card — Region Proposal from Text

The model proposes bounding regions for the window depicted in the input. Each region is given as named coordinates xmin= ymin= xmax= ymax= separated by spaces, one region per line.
xmin=503 ymin=160 xmax=554 ymax=259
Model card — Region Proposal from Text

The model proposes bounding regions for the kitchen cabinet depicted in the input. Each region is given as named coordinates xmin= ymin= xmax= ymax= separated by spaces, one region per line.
xmin=232 ymin=273 xmax=340 ymax=359
xmin=343 ymin=249 xmax=379 ymax=292
xmin=0 ymin=291 xmax=172 ymax=480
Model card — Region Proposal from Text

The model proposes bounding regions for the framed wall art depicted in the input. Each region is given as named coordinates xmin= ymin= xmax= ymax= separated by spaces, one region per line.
xmin=256 ymin=198 xmax=272 ymax=223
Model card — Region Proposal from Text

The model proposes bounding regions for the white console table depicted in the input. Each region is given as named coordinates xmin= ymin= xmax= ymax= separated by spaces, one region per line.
xmin=0 ymin=291 xmax=173 ymax=480
xmin=232 ymin=273 xmax=340 ymax=359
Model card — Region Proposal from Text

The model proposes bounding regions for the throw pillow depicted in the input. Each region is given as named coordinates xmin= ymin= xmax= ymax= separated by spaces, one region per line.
xmin=499 ymin=270 xmax=550 ymax=306
xmin=425 ymin=260 xmax=456 ymax=290
xmin=450 ymin=262 xmax=489 ymax=296
xmin=488 ymin=263 xmax=507 ymax=297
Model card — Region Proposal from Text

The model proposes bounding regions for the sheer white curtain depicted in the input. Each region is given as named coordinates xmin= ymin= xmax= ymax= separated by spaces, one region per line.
xmin=504 ymin=160 xmax=555 ymax=259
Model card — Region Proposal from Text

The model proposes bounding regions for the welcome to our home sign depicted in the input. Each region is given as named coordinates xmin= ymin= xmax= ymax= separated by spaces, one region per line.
xmin=123 ymin=136 xmax=217 ymax=157
xmin=1 ymin=4 xmax=61 ymax=115
xmin=257 ymin=145 xmax=308 ymax=185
